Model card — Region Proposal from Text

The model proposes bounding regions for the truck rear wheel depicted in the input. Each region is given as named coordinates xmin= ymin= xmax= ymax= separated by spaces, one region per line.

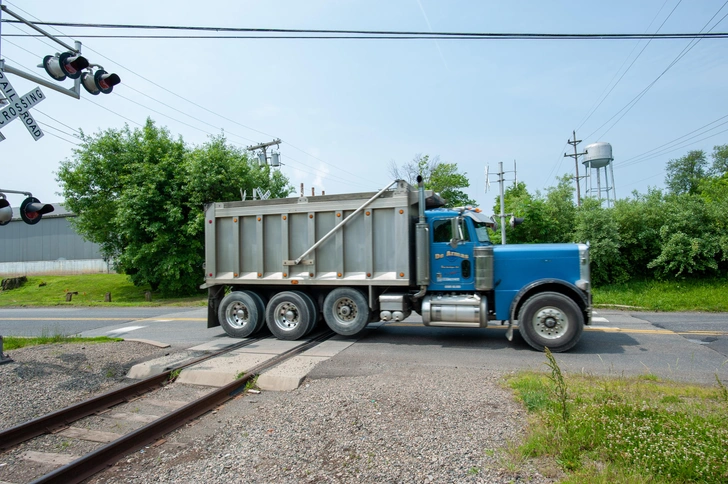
xmin=518 ymin=291 xmax=583 ymax=353
xmin=297 ymin=292 xmax=319 ymax=336
xmin=323 ymin=288 xmax=370 ymax=336
xmin=218 ymin=291 xmax=265 ymax=338
xmin=266 ymin=291 xmax=314 ymax=340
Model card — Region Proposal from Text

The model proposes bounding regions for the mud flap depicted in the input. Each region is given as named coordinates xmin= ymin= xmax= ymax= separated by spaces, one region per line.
xmin=207 ymin=286 xmax=224 ymax=328
xmin=505 ymin=319 xmax=514 ymax=342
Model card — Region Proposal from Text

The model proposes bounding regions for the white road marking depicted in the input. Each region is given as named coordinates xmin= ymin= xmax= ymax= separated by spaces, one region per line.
xmin=106 ymin=326 xmax=146 ymax=336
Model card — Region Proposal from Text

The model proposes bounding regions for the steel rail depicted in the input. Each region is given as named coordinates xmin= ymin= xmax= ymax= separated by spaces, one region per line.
xmin=0 ymin=335 xmax=268 ymax=450
xmin=31 ymin=330 xmax=335 ymax=484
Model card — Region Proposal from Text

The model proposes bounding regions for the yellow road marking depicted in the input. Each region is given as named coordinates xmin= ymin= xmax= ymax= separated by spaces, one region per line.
xmin=381 ymin=322 xmax=727 ymax=336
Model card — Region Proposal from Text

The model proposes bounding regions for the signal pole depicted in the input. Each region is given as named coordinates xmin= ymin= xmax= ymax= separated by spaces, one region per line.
xmin=564 ymin=131 xmax=587 ymax=206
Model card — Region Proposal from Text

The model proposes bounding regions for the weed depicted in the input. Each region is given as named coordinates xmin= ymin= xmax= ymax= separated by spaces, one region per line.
xmin=244 ymin=375 xmax=259 ymax=391
xmin=235 ymin=370 xmax=246 ymax=380
xmin=169 ymin=369 xmax=182 ymax=382
xmin=544 ymin=347 xmax=569 ymax=431
xmin=716 ymin=373 xmax=728 ymax=403
xmin=508 ymin=371 xmax=728 ymax=482
xmin=105 ymin=369 xmax=116 ymax=378
xmin=3 ymin=335 xmax=122 ymax=350
xmin=467 ymin=466 xmax=480 ymax=475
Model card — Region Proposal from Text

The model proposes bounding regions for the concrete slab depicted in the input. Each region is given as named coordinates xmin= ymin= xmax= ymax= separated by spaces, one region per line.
xmin=176 ymin=352 xmax=275 ymax=387
xmin=299 ymin=336 xmax=357 ymax=357
xmin=257 ymin=335 xmax=359 ymax=391
xmin=257 ymin=355 xmax=329 ymax=391
xmin=126 ymin=351 xmax=200 ymax=379
xmin=20 ymin=451 xmax=77 ymax=466
xmin=234 ymin=338 xmax=306 ymax=355
xmin=123 ymin=338 xmax=170 ymax=348
xmin=187 ymin=338 xmax=243 ymax=352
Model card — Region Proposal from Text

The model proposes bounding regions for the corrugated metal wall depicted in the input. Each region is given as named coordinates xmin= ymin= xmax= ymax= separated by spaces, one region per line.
xmin=0 ymin=216 xmax=103 ymax=263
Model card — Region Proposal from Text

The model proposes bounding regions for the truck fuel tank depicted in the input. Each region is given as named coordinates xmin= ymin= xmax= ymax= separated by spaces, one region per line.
xmin=421 ymin=293 xmax=488 ymax=328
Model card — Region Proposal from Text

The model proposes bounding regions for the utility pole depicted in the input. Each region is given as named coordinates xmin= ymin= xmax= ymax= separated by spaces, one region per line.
xmin=564 ymin=131 xmax=587 ymax=206
xmin=498 ymin=162 xmax=507 ymax=245
xmin=247 ymin=138 xmax=282 ymax=165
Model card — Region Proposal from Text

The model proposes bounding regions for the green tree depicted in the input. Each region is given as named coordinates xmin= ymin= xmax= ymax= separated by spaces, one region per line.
xmin=491 ymin=176 xmax=575 ymax=245
xmin=647 ymin=194 xmax=725 ymax=278
xmin=665 ymin=150 xmax=708 ymax=195
xmin=492 ymin=182 xmax=549 ymax=244
xmin=58 ymin=119 xmax=292 ymax=296
xmin=709 ymin=144 xmax=728 ymax=176
xmin=573 ymin=198 xmax=628 ymax=285
xmin=389 ymin=154 xmax=476 ymax=208
xmin=611 ymin=189 xmax=665 ymax=279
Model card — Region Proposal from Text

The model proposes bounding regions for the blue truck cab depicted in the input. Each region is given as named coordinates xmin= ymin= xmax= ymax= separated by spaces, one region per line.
xmin=416 ymin=206 xmax=591 ymax=352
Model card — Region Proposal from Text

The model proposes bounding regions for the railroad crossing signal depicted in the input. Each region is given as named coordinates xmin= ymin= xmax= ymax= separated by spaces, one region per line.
xmin=0 ymin=190 xmax=55 ymax=225
xmin=0 ymin=69 xmax=45 ymax=141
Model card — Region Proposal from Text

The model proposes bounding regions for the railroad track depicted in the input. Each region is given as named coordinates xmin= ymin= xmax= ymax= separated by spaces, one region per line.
xmin=0 ymin=330 xmax=335 ymax=484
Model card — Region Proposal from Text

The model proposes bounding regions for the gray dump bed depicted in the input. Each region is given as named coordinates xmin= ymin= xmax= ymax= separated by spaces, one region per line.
xmin=203 ymin=181 xmax=419 ymax=288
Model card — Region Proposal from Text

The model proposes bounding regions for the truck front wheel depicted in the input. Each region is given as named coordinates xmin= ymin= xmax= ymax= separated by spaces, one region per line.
xmin=323 ymin=288 xmax=370 ymax=336
xmin=218 ymin=291 xmax=265 ymax=338
xmin=518 ymin=292 xmax=583 ymax=353
xmin=266 ymin=291 xmax=314 ymax=340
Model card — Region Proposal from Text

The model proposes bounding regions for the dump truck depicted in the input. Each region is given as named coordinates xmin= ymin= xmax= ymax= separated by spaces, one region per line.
xmin=203 ymin=179 xmax=591 ymax=352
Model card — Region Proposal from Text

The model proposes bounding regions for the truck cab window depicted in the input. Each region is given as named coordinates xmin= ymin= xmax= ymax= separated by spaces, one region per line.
xmin=433 ymin=218 xmax=470 ymax=243
xmin=472 ymin=221 xmax=492 ymax=244
xmin=433 ymin=219 xmax=451 ymax=243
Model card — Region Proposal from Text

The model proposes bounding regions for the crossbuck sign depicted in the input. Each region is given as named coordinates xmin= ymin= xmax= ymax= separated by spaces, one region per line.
xmin=0 ymin=69 xmax=45 ymax=141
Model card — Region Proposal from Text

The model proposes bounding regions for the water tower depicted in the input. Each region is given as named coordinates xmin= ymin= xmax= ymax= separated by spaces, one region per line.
xmin=582 ymin=142 xmax=616 ymax=206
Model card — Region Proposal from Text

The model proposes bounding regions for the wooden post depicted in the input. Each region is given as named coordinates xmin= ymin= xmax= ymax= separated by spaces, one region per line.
xmin=145 ymin=291 xmax=152 ymax=302
xmin=104 ymin=292 xmax=112 ymax=302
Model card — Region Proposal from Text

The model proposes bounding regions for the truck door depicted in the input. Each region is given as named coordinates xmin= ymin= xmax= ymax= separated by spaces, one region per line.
xmin=429 ymin=216 xmax=475 ymax=292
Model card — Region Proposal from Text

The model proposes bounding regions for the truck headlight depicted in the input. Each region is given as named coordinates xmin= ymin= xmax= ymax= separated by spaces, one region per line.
xmin=578 ymin=243 xmax=590 ymax=290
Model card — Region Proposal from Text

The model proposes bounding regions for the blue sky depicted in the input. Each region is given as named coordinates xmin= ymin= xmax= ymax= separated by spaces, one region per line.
xmin=1 ymin=0 xmax=727 ymax=210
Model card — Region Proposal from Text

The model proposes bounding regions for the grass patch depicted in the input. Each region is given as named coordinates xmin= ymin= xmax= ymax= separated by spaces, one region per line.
xmin=507 ymin=361 xmax=728 ymax=483
xmin=0 ymin=274 xmax=206 ymax=307
xmin=593 ymin=277 xmax=728 ymax=312
xmin=3 ymin=335 xmax=122 ymax=350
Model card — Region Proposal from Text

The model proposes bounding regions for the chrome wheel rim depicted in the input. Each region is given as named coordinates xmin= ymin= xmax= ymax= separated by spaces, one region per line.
xmin=333 ymin=297 xmax=357 ymax=326
xmin=225 ymin=302 xmax=250 ymax=330
xmin=273 ymin=302 xmax=300 ymax=331
xmin=532 ymin=306 xmax=568 ymax=340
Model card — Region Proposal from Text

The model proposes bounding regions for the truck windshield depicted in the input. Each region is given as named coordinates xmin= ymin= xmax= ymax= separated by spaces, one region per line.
xmin=473 ymin=221 xmax=492 ymax=244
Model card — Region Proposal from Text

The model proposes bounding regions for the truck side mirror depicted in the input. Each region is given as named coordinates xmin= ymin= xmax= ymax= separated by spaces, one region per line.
xmin=449 ymin=217 xmax=461 ymax=249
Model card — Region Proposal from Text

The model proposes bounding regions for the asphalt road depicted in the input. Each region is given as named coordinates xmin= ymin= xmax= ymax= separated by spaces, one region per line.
xmin=1 ymin=307 xmax=727 ymax=385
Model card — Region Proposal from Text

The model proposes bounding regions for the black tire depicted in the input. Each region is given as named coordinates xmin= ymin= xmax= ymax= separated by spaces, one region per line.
xmin=246 ymin=291 xmax=268 ymax=334
xmin=518 ymin=291 xmax=584 ymax=352
xmin=265 ymin=291 xmax=314 ymax=340
xmin=218 ymin=291 xmax=264 ymax=338
xmin=294 ymin=291 xmax=319 ymax=336
xmin=323 ymin=288 xmax=370 ymax=336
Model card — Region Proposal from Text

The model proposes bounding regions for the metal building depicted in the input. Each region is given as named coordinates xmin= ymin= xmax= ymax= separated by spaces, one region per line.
xmin=0 ymin=203 xmax=110 ymax=276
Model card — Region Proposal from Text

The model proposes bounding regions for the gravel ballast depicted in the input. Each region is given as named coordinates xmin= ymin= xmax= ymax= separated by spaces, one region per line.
xmin=1 ymin=342 xmax=558 ymax=483
xmin=0 ymin=341 xmax=173 ymax=429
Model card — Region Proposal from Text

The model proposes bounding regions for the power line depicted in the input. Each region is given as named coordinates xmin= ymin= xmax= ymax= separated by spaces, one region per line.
xmin=575 ymin=0 xmax=679 ymax=133
xmin=617 ymin=125 xmax=728 ymax=169
xmin=1 ymin=5 xmax=382 ymax=189
xmin=584 ymin=1 xmax=728 ymax=142
xmin=4 ymin=32 xmax=728 ymax=40
xmin=3 ymin=19 xmax=728 ymax=39
xmin=617 ymin=113 xmax=728 ymax=167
